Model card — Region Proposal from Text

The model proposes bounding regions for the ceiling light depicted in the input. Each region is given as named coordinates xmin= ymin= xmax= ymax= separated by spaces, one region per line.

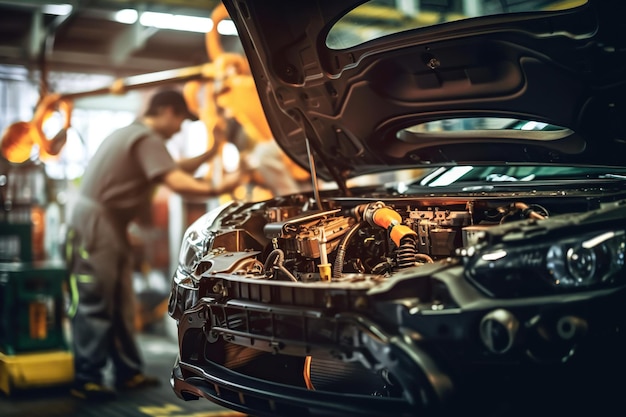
xmin=217 ymin=20 xmax=238 ymax=36
xmin=115 ymin=9 xmax=138 ymax=24
xmin=140 ymin=11 xmax=213 ymax=33
xmin=42 ymin=4 xmax=73 ymax=16
xmin=114 ymin=9 xmax=237 ymax=35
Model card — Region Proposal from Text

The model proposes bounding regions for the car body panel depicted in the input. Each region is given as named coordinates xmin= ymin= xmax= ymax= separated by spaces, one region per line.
xmin=221 ymin=0 xmax=625 ymax=182
xmin=168 ymin=1 xmax=626 ymax=416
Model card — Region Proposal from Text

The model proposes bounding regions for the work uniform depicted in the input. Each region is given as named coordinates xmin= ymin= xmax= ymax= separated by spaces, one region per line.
xmin=244 ymin=140 xmax=306 ymax=196
xmin=66 ymin=120 xmax=176 ymax=386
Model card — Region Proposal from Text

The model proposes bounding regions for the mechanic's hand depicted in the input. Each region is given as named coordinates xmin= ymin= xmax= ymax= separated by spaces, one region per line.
xmin=216 ymin=168 xmax=249 ymax=197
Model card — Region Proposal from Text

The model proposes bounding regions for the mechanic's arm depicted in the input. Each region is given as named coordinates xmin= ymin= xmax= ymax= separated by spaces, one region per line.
xmin=162 ymin=167 xmax=246 ymax=198
xmin=176 ymin=146 xmax=221 ymax=174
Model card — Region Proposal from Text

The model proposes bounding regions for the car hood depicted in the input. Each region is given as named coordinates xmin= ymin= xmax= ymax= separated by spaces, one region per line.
xmin=221 ymin=0 xmax=626 ymax=183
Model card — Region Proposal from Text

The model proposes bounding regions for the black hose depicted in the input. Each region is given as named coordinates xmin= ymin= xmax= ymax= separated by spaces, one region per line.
xmin=397 ymin=235 xmax=418 ymax=269
xmin=332 ymin=221 xmax=364 ymax=279
xmin=264 ymin=248 xmax=298 ymax=282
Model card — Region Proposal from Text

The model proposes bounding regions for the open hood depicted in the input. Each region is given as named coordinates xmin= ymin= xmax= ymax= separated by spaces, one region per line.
xmin=221 ymin=0 xmax=626 ymax=183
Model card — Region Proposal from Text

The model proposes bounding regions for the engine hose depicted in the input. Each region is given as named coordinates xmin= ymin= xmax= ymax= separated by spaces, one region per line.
xmin=397 ymin=235 xmax=418 ymax=269
xmin=277 ymin=264 xmax=298 ymax=282
xmin=332 ymin=221 xmax=365 ymax=279
xmin=263 ymin=248 xmax=284 ymax=271
xmin=264 ymin=248 xmax=298 ymax=282
xmin=416 ymin=253 xmax=434 ymax=264
xmin=501 ymin=201 xmax=548 ymax=223
xmin=371 ymin=261 xmax=391 ymax=275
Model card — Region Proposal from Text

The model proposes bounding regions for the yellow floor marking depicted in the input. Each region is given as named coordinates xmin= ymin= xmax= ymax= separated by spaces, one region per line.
xmin=138 ymin=403 xmax=247 ymax=417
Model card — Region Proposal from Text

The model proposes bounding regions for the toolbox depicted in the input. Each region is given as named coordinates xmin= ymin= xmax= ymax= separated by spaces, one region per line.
xmin=0 ymin=349 xmax=73 ymax=395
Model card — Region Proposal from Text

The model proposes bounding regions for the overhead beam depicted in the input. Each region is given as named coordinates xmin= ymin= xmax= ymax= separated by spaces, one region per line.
xmin=47 ymin=49 xmax=195 ymax=75
xmin=110 ymin=19 xmax=159 ymax=65
xmin=0 ymin=45 xmax=194 ymax=76
xmin=99 ymin=0 xmax=218 ymax=12
xmin=0 ymin=0 xmax=219 ymax=20
xmin=27 ymin=8 xmax=44 ymax=60
xmin=0 ymin=0 xmax=52 ymax=8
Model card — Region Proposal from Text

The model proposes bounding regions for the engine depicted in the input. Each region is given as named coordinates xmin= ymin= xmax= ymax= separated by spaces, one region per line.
xmin=204 ymin=194 xmax=553 ymax=283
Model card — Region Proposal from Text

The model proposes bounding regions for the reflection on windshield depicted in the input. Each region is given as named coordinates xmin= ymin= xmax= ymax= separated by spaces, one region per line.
xmin=404 ymin=118 xmax=565 ymax=133
xmin=420 ymin=166 xmax=473 ymax=186
xmin=415 ymin=166 xmax=626 ymax=187
xmin=485 ymin=173 xmax=535 ymax=182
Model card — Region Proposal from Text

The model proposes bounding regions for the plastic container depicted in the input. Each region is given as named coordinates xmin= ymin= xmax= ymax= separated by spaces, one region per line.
xmin=0 ymin=261 xmax=68 ymax=355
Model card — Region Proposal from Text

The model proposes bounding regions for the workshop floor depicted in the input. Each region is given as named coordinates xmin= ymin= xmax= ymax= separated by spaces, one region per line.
xmin=0 ymin=324 xmax=244 ymax=417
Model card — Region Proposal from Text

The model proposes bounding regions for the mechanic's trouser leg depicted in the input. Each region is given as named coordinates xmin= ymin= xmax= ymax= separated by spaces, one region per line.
xmin=68 ymin=229 xmax=142 ymax=385
xmin=110 ymin=255 xmax=143 ymax=383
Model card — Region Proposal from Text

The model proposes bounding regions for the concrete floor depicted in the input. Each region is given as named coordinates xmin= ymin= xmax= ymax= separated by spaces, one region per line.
xmin=0 ymin=325 xmax=245 ymax=417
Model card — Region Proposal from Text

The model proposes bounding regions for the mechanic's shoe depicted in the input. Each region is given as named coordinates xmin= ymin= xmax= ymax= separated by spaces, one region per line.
xmin=117 ymin=373 xmax=161 ymax=390
xmin=70 ymin=381 xmax=117 ymax=401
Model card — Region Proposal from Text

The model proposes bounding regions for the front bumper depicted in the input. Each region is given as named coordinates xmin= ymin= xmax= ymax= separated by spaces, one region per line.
xmin=172 ymin=356 xmax=418 ymax=417
xmin=169 ymin=270 xmax=626 ymax=417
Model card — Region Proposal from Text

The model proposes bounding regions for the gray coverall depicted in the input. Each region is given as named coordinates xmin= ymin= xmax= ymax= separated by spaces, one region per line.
xmin=65 ymin=120 xmax=176 ymax=385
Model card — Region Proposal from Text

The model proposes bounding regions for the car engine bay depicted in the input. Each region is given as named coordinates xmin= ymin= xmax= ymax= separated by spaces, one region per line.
xmin=189 ymin=181 xmax=623 ymax=286
xmin=169 ymin=180 xmax=626 ymax=416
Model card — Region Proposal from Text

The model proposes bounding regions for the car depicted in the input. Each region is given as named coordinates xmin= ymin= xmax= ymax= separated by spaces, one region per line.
xmin=167 ymin=0 xmax=626 ymax=416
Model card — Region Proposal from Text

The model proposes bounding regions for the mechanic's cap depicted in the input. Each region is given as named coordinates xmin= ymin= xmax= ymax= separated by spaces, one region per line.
xmin=145 ymin=89 xmax=198 ymax=121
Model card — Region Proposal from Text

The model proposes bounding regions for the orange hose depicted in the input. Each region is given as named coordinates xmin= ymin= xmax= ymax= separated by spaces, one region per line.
xmin=303 ymin=355 xmax=315 ymax=390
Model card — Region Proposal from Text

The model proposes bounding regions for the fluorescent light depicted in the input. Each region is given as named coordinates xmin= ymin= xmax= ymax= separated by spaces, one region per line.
xmin=140 ymin=11 xmax=213 ymax=33
xmin=115 ymin=9 xmax=138 ymax=24
xmin=42 ymin=4 xmax=73 ymax=16
xmin=114 ymin=9 xmax=237 ymax=35
xmin=217 ymin=20 xmax=238 ymax=35
xmin=139 ymin=11 xmax=170 ymax=28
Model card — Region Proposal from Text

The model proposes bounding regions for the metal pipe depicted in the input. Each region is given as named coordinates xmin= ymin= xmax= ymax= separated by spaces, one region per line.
xmin=61 ymin=64 xmax=210 ymax=100
xmin=305 ymin=137 xmax=323 ymax=211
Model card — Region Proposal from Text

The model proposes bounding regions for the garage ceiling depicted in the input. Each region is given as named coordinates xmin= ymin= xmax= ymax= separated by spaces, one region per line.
xmin=0 ymin=0 xmax=232 ymax=78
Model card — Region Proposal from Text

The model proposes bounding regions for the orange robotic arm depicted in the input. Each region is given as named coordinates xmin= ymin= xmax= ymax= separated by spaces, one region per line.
xmin=1 ymin=93 xmax=73 ymax=163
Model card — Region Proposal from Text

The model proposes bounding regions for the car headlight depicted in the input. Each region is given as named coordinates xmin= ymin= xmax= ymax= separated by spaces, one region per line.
xmin=175 ymin=202 xmax=232 ymax=283
xmin=178 ymin=226 xmax=204 ymax=276
xmin=465 ymin=229 xmax=626 ymax=297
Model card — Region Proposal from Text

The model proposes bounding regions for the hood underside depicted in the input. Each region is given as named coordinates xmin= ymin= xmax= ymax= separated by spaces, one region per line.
xmin=222 ymin=0 xmax=626 ymax=182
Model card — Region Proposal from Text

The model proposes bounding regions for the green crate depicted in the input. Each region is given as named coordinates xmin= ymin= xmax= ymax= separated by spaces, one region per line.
xmin=0 ymin=261 xmax=68 ymax=355
xmin=0 ymin=223 xmax=32 ymax=263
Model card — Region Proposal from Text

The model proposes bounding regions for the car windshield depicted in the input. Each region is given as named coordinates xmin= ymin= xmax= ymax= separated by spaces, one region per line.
xmin=413 ymin=165 xmax=626 ymax=187
xmin=403 ymin=118 xmax=566 ymax=133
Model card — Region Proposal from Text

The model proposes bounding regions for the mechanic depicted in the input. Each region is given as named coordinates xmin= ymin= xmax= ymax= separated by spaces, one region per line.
xmin=65 ymin=89 xmax=243 ymax=401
